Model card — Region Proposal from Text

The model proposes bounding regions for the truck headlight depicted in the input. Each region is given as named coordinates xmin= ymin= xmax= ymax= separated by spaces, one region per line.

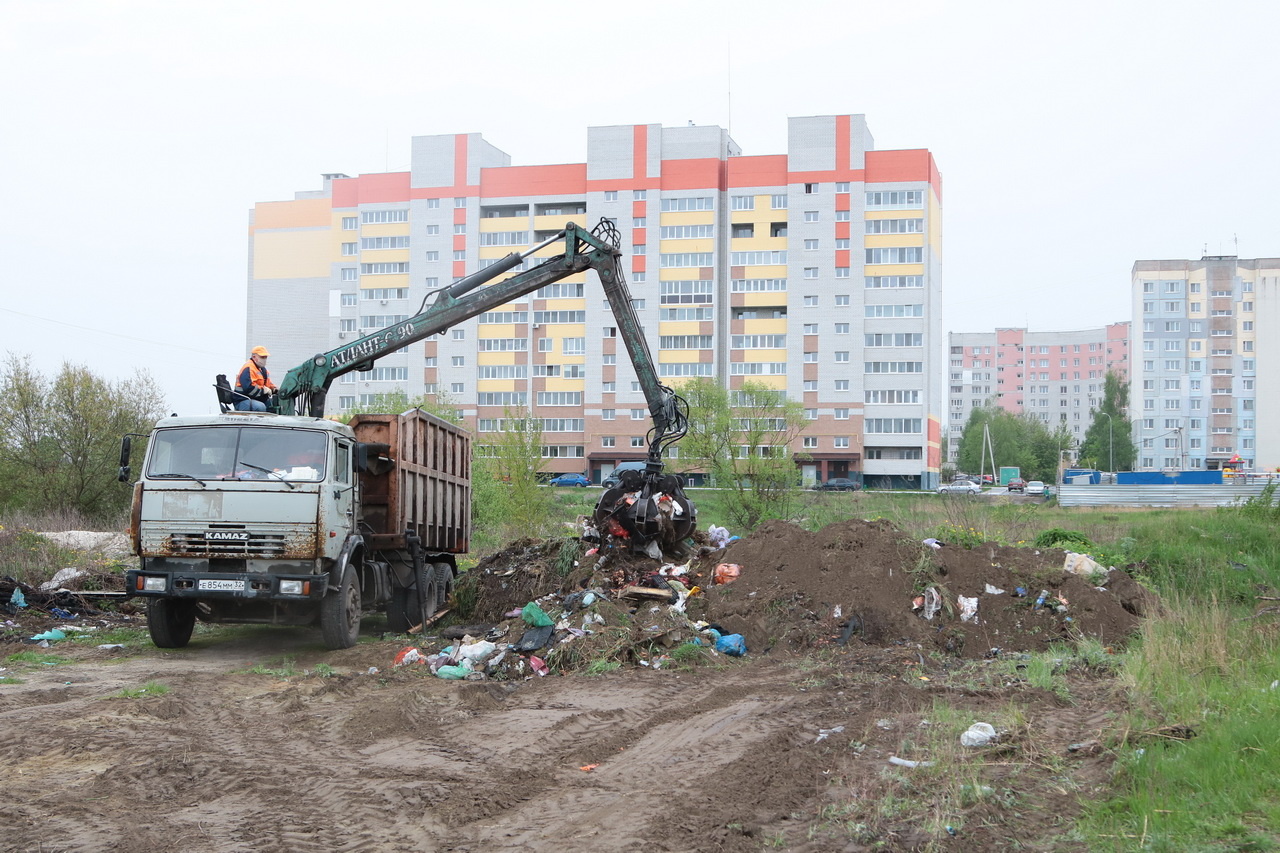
xmin=279 ymin=580 xmax=304 ymax=595
xmin=142 ymin=576 xmax=167 ymax=592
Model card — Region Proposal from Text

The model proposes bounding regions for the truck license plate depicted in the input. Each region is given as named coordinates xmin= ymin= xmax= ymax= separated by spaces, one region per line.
xmin=198 ymin=579 xmax=245 ymax=592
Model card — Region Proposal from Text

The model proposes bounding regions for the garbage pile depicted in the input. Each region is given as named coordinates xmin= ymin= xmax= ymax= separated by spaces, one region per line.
xmin=389 ymin=517 xmax=1157 ymax=677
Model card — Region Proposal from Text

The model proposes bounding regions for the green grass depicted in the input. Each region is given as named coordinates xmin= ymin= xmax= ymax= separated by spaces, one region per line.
xmin=109 ymin=681 xmax=170 ymax=699
xmin=238 ymin=657 xmax=300 ymax=678
xmin=7 ymin=651 xmax=70 ymax=666
xmin=0 ymin=676 xmax=23 ymax=684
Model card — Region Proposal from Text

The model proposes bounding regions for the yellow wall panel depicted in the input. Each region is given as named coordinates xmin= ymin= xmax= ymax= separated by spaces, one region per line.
xmin=480 ymin=324 xmax=518 ymax=338
xmin=477 ymin=353 xmax=518 ymax=366
xmin=865 ymin=264 xmax=924 ymax=277
xmin=533 ymin=214 xmax=587 ymax=232
xmin=655 ymin=268 xmax=701 ymax=281
xmin=742 ymin=349 xmax=787 ymax=362
xmin=658 ymin=321 xmax=703 ymax=335
xmin=360 ymin=223 xmax=410 ymax=237
xmin=743 ymin=291 xmax=788 ymax=307
xmin=357 ymin=275 xmax=409 ymax=289
xmin=658 ymin=352 xmax=700 ymax=363
xmin=253 ymin=230 xmax=334 ymax=279
xmin=742 ymin=264 xmax=788 ymax=279
xmin=359 ymin=248 xmax=410 ymax=262
xmin=476 ymin=379 xmax=517 ymax=392
xmin=544 ymin=378 xmax=585 ymax=392
xmin=253 ymin=197 xmax=331 ymax=230
xmin=743 ymin=318 xmax=788 ymax=334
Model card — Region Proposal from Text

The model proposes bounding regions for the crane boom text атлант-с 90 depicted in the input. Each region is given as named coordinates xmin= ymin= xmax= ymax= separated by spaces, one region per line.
xmin=120 ymin=222 xmax=696 ymax=649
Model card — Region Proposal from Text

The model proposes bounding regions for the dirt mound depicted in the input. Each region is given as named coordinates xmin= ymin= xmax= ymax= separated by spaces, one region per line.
xmin=462 ymin=518 xmax=1155 ymax=666
xmin=698 ymin=518 xmax=1153 ymax=658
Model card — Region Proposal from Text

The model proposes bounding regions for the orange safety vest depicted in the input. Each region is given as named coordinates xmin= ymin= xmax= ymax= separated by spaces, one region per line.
xmin=237 ymin=359 xmax=276 ymax=396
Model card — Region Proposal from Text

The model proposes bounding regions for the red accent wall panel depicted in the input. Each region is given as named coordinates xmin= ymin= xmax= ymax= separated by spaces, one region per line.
xmin=835 ymin=221 xmax=850 ymax=240
xmin=727 ymin=155 xmax=787 ymax=188
xmin=836 ymin=115 xmax=851 ymax=173
xmin=632 ymin=228 xmax=646 ymax=245
xmin=331 ymin=173 xmax=411 ymax=208
xmin=453 ymin=235 xmax=466 ymax=252
xmin=452 ymin=260 xmax=466 ymax=279
xmin=633 ymin=125 xmax=647 ymax=180
xmin=481 ymin=163 xmax=587 ymax=198
xmin=632 ymin=200 xmax=646 ymax=218
xmin=661 ymin=158 xmax=723 ymax=191
xmin=454 ymin=135 xmax=468 ymax=190
xmin=632 ymin=256 xmax=646 ymax=273
xmin=453 ymin=207 xmax=467 ymax=225
xmin=835 ymin=193 xmax=851 ymax=212
xmin=866 ymin=149 xmax=943 ymax=201
xmin=836 ymin=249 xmax=850 ymax=268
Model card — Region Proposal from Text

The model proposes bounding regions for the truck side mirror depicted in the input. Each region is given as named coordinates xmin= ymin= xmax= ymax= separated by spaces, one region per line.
xmin=117 ymin=436 xmax=132 ymax=483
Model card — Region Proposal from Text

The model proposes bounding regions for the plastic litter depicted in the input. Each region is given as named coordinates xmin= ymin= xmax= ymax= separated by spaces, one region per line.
xmin=922 ymin=587 xmax=942 ymax=620
xmin=9 ymin=588 xmax=26 ymax=608
xmin=528 ymin=655 xmax=550 ymax=676
xmin=30 ymin=629 xmax=66 ymax=642
xmin=960 ymin=722 xmax=998 ymax=747
xmin=521 ymin=602 xmax=554 ymax=627
xmin=435 ymin=664 xmax=470 ymax=679
xmin=958 ymin=596 xmax=978 ymax=623
xmin=1034 ymin=589 xmax=1050 ymax=610
xmin=815 ymin=725 xmax=845 ymax=743
xmin=984 ymin=584 xmax=1005 ymax=595
xmin=713 ymin=563 xmax=741 ymax=585
xmin=97 ymin=643 xmax=126 ymax=650
xmin=922 ymin=537 xmax=942 ymax=550
xmin=458 ymin=640 xmax=497 ymax=662
xmin=49 ymin=607 xmax=77 ymax=620
xmin=1064 ymin=551 xmax=1104 ymax=576
xmin=39 ymin=567 xmax=88 ymax=591
xmin=707 ymin=525 xmax=732 ymax=549
xmin=394 ymin=647 xmax=425 ymax=666
xmin=888 ymin=755 xmax=933 ymax=768
xmin=514 ymin=624 xmax=554 ymax=652
xmin=714 ymin=633 xmax=747 ymax=656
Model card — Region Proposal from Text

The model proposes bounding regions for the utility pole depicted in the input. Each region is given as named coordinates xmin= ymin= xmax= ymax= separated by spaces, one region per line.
xmin=1098 ymin=411 xmax=1114 ymax=472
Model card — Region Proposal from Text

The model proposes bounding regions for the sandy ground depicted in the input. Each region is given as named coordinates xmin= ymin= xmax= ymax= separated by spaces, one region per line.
xmin=1 ymin=625 xmax=1124 ymax=853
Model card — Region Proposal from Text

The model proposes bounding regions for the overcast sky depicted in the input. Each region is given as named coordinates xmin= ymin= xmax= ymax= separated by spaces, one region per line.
xmin=2 ymin=0 xmax=1275 ymax=416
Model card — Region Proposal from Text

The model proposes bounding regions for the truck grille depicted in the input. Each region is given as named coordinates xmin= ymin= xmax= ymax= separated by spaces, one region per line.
xmin=167 ymin=532 xmax=287 ymax=558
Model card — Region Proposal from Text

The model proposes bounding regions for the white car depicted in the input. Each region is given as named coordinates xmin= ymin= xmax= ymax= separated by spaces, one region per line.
xmin=938 ymin=480 xmax=981 ymax=495
xmin=1024 ymin=480 xmax=1046 ymax=496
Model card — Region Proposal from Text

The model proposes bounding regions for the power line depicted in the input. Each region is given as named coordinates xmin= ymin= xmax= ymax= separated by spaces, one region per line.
xmin=0 ymin=306 xmax=228 ymax=358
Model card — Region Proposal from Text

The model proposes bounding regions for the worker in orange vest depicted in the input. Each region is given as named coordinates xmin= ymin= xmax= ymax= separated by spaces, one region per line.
xmin=234 ymin=346 xmax=278 ymax=412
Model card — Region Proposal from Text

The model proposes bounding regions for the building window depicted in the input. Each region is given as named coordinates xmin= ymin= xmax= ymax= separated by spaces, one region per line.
xmin=804 ymin=211 xmax=819 ymax=222
xmin=731 ymin=195 xmax=754 ymax=210
xmin=804 ymin=268 xmax=818 ymax=279
xmin=604 ymin=190 xmax=618 ymax=201
xmin=454 ymin=197 xmax=467 ymax=208
xmin=342 ymin=243 xmax=357 ymax=256
xmin=804 ymin=295 xmax=819 ymax=307
xmin=804 ymin=239 xmax=819 ymax=250
xmin=834 ymin=437 xmax=849 ymax=448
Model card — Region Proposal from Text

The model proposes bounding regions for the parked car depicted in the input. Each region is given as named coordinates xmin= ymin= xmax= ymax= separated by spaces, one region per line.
xmin=938 ymin=480 xmax=981 ymax=495
xmin=1024 ymin=480 xmax=1046 ymax=496
xmin=548 ymin=473 xmax=591 ymax=487
xmin=981 ymin=474 xmax=995 ymax=484
xmin=1007 ymin=477 xmax=1027 ymax=493
xmin=601 ymin=461 xmax=648 ymax=489
xmin=814 ymin=477 xmax=861 ymax=492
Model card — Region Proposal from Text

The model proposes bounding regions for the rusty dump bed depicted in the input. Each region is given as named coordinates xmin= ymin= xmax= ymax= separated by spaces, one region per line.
xmin=349 ymin=409 xmax=471 ymax=555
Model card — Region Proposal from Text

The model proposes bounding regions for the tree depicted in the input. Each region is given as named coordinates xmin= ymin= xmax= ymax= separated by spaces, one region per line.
xmin=0 ymin=355 xmax=165 ymax=522
xmin=954 ymin=406 xmax=1064 ymax=483
xmin=481 ymin=407 xmax=553 ymax=538
xmin=337 ymin=390 xmax=462 ymax=425
xmin=1077 ymin=371 xmax=1136 ymax=472
xmin=678 ymin=379 xmax=810 ymax=528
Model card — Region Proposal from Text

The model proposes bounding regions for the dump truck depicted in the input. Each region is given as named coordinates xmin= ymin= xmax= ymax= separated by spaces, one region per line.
xmin=121 ymin=221 xmax=695 ymax=649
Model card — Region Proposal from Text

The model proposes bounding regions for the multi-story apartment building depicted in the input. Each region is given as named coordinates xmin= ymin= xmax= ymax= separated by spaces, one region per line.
xmin=945 ymin=325 xmax=1130 ymax=460
xmin=248 ymin=115 xmax=944 ymax=487
xmin=1131 ymin=256 xmax=1278 ymax=471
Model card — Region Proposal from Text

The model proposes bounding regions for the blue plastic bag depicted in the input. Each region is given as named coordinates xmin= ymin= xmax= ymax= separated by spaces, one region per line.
xmin=715 ymin=633 xmax=747 ymax=657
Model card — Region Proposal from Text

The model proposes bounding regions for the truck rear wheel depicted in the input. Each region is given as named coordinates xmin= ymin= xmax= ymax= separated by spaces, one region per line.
xmin=147 ymin=598 xmax=196 ymax=649
xmin=386 ymin=556 xmax=436 ymax=634
xmin=321 ymin=566 xmax=361 ymax=650
xmin=433 ymin=562 xmax=454 ymax=611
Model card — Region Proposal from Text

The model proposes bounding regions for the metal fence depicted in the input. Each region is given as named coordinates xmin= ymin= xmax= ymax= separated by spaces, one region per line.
xmin=1057 ymin=483 xmax=1275 ymax=508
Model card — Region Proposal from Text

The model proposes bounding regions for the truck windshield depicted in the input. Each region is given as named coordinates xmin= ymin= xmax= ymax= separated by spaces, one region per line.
xmin=146 ymin=427 xmax=328 ymax=482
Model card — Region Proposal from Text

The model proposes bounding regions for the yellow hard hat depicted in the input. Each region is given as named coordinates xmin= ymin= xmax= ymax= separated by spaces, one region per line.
xmin=251 ymin=346 xmax=271 ymax=357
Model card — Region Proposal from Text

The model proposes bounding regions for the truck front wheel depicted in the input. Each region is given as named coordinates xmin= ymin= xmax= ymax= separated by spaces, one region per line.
xmin=433 ymin=562 xmax=455 ymax=612
xmin=147 ymin=598 xmax=196 ymax=648
xmin=321 ymin=566 xmax=361 ymax=650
